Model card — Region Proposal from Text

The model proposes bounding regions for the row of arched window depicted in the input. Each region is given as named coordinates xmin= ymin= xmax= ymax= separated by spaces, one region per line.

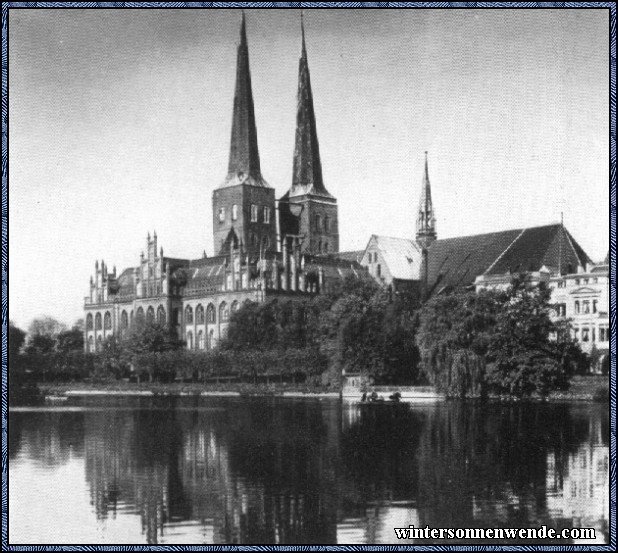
xmin=184 ymin=301 xmax=240 ymax=326
xmin=186 ymin=328 xmax=215 ymax=350
xmin=86 ymin=299 xmax=244 ymax=336
xmin=86 ymin=312 xmax=113 ymax=331
xmin=86 ymin=305 xmax=167 ymax=332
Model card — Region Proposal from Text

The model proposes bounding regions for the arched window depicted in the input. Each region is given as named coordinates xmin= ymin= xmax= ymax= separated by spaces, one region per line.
xmin=198 ymin=330 xmax=205 ymax=350
xmin=136 ymin=306 xmax=144 ymax=322
xmin=231 ymin=300 xmax=239 ymax=313
xmin=185 ymin=305 xmax=193 ymax=324
xmin=315 ymin=214 xmax=322 ymax=232
xmin=324 ymin=216 xmax=330 ymax=232
xmin=324 ymin=241 xmax=329 ymax=253
xmin=232 ymin=204 xmax=238 ymax=221
xmin=208 ymin=329 xmax=214 ymax=350
xmin=218 ymin=207 xmax=225 ymax=223
xmin=104 ymin=312 xmax=112 ymax=330
xmin=96 ymin=336 xmax=103 ymax=352
xmin=196 ymin=304 xmax=205 ymax=324
xmin=157 ymin=306 xmax=166 ymax=325
xmin=146 ymin=306 xmax=155 ymax=322
xmin=88 ymin=336 xmax=94 ymax=352
xmin=219 ymin=302 xmax=229 ymax=323
xmin=186 ymin=331 xmax=193 ymax=350
xmin=263 ymin=206 xmax=270 ymax=224
xmin=121 ymin=311 xmax=128 ymax=330
xmin=262 ymin=236 xmax=270 ymax=250
xmin=95 ymin=312 xmax=102 ymax=330
xmin=86 ymin=313 xmax=93 ymax=331
xmin=207 ymin=303 xmax=216 ymax=323
xmin=574 ymin=301 xmax=580 ymax=314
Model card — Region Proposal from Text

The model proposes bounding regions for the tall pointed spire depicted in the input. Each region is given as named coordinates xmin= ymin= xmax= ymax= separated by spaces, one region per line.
xmin=224 ymin=11 xmax=265 ymax=187
xmin=289 ymin=14 xmax=332 ymax=197
xmin=416 ymin=151 xmax=437 ymax=248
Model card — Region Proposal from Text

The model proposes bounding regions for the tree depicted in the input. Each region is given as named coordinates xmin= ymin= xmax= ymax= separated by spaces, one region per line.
xmin=485 ymin=278 xmax=581 ymax=398
xmin=28 ymin=316 xmax=66 ymax=338
xmin=24 ymin=334 xmax=56 ymax=355
xmin=8 ymin=321 xmax=26 ymax=358
xmin=25 ymin=316 xmax=66 ymax=354
xmin=124 ymin=321 xmax=184 ymax=355
xmin=56 ymin=327 xmax=84 ymax=353
xmin=319 ymin=284 xmax=390 ymax=382
xmin=416 ymin=289 xmax=503 ymax=397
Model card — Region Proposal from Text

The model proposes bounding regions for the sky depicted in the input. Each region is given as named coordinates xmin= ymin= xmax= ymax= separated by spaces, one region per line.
xmin=8 ymin=8 xmax=610 ymax=329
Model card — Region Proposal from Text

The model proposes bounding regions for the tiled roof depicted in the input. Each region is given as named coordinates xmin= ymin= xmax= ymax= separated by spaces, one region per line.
xmin=184 ymin=256 xmax=227 ymax=291
xmin=370 ymin=235 xmax=423 ymax=280
xmin=427 ymin=224 xmax=591 ymax=293
xmin=116 ymin=267 xmax=136 ymax=297
xmin=336 ymin=250 xmax=364 ymax=264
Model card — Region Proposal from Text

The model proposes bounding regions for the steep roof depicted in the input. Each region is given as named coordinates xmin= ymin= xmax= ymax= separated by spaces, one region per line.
xmin=336 ymin=250 xmax=364 ymax=264
xmin=427 ymin=224 xmax=591 ymax=293
xmin=183 ymin=256 xmax=227 ymax=294
xmin=286 ymin=18 xmax=333 ymax=199
xmin=366 ymin=235 xmax=424 ymax=280
xmin=116 ymin=267 xmax=136 ymax=298
xmin=222 ymin=13 xmax=267 ymax=188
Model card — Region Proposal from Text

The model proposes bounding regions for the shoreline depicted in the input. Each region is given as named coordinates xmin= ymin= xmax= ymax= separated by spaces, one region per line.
xmin=15 ymin=374 xmax=607 ymax=404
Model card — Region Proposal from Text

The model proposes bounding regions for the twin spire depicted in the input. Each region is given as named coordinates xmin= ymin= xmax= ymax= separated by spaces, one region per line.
xmin=225 ymin=12 xmax=330 ymax=197
xmin=290 ymin=14 xmax=332 ymax=198
xmin=225 ymin=12 xmax=264 ymax=187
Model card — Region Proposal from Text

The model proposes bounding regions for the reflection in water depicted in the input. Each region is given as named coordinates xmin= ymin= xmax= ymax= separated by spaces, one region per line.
xmin=8 ymin=399 xmax=608 ymax=544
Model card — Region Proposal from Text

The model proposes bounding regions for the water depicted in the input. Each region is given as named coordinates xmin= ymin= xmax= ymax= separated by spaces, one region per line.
xmin=8 ymin=397 xmax=609 ymax=544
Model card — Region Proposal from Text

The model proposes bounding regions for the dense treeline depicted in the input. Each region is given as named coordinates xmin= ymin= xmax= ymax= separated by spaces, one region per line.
xmin=416 ymin=277 xmax=588 ymax=398
xmin=222 ymin=275 xmax=420 ymax=385
xmin=9 ymin=274 xmax=589 ymax=399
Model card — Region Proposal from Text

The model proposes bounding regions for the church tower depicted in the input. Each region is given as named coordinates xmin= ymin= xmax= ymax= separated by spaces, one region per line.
xmin=212 ymin=13 xmax=277 ymax=258
xmin=416 ymin=151 xmax=437 ymax=249
xmin=279 ymin=16 xmax=339 ymax=256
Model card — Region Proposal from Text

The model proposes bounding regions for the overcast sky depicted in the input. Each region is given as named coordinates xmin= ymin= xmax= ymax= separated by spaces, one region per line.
xmin=8 ymin=8 xmax=609 ymax=329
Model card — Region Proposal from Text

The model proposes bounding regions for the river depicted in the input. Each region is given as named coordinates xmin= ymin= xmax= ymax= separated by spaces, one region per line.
xmin=8 ymin=397 xmax=609 ymax=544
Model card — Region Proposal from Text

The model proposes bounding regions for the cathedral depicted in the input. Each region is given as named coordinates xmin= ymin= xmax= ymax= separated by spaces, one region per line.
xmin=84 ymin=13 xmax=607 ymax=365
xmin=83 ymin=14 xmax=362 ymax=353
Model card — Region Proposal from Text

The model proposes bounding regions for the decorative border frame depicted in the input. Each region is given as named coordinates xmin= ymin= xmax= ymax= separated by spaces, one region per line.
xmin=0 ymin=1 xmax=615 ymax=551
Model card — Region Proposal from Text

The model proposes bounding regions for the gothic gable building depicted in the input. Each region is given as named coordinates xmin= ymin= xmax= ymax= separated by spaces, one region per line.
xmin=84 ymin=15 xmax=363 ymax=352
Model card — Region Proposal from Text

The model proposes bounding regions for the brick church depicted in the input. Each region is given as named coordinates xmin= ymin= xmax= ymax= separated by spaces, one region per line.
xmin=84 ymin=14 xmax=606 ymax=362
xmin=83 ymin=15 xmax=362 ymax=353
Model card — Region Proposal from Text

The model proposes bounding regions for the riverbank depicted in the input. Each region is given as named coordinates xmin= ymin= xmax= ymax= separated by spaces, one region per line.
xmin=24 ymin=374 xmax=608 ymax=403
xmin=36 ymin=380 xmax=339 ymax=399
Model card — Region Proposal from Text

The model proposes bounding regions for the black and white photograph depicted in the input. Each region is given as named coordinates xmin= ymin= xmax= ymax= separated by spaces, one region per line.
xmin=4 ymin=3 xmax=613 ymax=547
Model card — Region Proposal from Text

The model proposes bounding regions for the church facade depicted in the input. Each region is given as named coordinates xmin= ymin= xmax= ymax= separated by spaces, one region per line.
xmin=83 ymin=15 xmax=363 ymax=353
xmin=84 ymin=13 xmax=607 ymax=369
